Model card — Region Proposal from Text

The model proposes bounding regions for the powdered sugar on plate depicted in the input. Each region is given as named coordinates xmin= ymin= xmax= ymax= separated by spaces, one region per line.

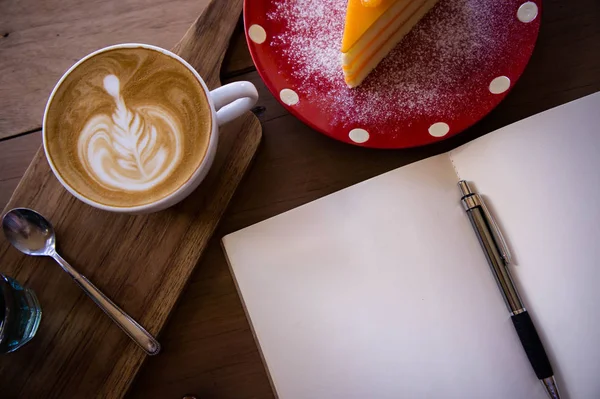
xmin=267 ymin=0 xmax=514 ymax=128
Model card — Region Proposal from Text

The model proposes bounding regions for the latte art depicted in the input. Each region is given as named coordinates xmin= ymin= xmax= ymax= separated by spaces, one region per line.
xmin=44 ymin=47 xmax=212 ymax=208
xmin=78 ymin=75 xmax=183 ymax=191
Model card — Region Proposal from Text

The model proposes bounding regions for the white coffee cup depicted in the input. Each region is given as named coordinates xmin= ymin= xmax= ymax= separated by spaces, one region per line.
xmin=43 ymin=43 xmax=258 ymax=213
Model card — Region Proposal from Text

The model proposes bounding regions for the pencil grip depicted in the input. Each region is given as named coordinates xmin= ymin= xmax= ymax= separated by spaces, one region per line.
xmin=511 ymin=311 xmax=553 ymax=379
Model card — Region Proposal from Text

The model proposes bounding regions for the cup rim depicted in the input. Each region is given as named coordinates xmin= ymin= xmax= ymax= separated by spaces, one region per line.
xmin=42 ymin=43 xmax=217 ymax=213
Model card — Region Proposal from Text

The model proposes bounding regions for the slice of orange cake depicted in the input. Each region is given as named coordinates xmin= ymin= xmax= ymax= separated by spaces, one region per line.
xmin=341 ymin=0 xmax=440 ymax=88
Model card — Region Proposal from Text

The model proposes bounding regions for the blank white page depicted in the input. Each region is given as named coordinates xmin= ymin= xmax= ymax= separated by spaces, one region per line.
xmin=223 ymin=154 xmax=550 ymax=398
xmin=451 ymin=92 xmax=600 ymax=399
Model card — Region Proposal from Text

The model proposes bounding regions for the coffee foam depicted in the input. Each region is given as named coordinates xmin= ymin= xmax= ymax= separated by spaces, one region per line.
xmin=78 ymin=74 xmax=184 ymax=191
xmin=45 ymin=47 xmax=212 ymax=207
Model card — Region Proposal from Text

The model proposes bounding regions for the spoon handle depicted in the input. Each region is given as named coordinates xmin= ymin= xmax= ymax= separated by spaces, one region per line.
xmin=52 ymin=253 xmax=161 ymax=355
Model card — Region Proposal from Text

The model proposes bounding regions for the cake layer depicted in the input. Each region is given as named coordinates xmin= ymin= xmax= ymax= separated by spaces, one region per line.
xmin=341 ymin=0 xmax=397 ymax=53
xmin=343 ymin=0 xmax=421 ymax=65
xmin=342 ymin=0 xmax=440 ymax=88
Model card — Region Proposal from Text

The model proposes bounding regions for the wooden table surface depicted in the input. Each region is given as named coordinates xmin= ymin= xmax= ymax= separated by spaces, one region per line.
xmin=1 ymin=0 xmax=599 ymax=397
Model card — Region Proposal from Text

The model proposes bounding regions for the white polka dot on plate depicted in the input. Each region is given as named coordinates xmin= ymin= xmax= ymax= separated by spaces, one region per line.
xmin=248 ymin=24 xmax=267 ymax=44
xmin=517 ymin=2 xmax=539 ymax=23
xmin=489 ymin=76 xmax=511 ymax=94
xmin=428 ymin=122 xmax=450 ymax=137
xmin=349 ymin=128 xmax=369 ymax=143
xmin=280 ymin=88 xmax=299 ymax=106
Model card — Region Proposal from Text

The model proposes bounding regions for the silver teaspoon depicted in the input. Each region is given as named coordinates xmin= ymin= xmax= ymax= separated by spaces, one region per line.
xmin=2 ymin=208 xmax=160 ymax=355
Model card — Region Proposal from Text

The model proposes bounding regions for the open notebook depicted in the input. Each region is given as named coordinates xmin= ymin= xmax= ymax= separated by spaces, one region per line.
xmin=223 ymin=92 xmax=600 ymax=399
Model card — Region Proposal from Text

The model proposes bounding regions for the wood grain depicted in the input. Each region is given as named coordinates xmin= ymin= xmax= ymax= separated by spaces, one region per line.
xmin=0 ymin=132 xmax=42 ymax=210
xmin=172 ymin=0 xmax=243 ymax=89
xmin=0 ymin=0 xmax=262 ymax=397
xmin=0 ymin=0 xmax=255 ymax=140
xmin=222 ymin=17 xmax=256 ymax=79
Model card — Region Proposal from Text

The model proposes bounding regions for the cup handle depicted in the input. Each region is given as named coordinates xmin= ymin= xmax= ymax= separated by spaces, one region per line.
xmin=209 ymin=81 xmax=258 ymax=126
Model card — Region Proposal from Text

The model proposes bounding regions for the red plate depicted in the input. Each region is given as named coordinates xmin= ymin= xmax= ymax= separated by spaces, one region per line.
xmin=244 ymin=0 xmax=541 ymax=148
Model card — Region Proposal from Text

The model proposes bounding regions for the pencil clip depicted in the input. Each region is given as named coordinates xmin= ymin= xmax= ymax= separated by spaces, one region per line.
xmin=480 ymin=199 xmax=512 ymax=265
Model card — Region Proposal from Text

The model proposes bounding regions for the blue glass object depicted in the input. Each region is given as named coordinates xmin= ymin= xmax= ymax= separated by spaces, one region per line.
xmin=0 ymin=274 xmax=42 ymax=354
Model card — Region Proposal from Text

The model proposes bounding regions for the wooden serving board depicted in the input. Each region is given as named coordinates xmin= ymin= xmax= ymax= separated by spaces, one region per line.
xmin=0 ymin=0 xmax=261 ymax=397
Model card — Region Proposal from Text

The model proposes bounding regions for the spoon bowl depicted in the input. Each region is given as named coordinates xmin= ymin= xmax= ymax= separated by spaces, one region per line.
xmin=2 ymin=208 xmax=56 ymax=256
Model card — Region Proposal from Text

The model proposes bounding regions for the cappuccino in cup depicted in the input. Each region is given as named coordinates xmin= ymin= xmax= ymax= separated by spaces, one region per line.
xmin=43 ymin=44 xmax=258 ymax=213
